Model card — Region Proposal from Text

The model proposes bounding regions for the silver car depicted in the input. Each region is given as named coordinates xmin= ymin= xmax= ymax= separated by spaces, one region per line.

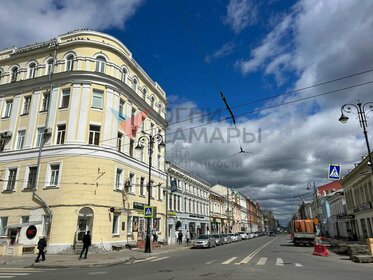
xmin=192 ymin=234 xmax=216 ymax=248
xmin=212 ymin=234 xmax=224 ymax=246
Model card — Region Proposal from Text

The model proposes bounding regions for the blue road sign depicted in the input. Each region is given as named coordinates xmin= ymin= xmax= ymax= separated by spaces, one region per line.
xmin=328 ymin=164 xmax=341 ymax=180
xmin=144 ymin=206 xmax=154 ymax=218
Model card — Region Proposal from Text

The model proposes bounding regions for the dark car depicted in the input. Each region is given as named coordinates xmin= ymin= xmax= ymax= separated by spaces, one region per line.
xmin=269 ymin=231 xmax=276 ymax=236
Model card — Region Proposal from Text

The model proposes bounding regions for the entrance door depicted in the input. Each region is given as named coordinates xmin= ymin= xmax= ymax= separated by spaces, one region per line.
xmin=76 ymin=207 xmax=93 ymax=242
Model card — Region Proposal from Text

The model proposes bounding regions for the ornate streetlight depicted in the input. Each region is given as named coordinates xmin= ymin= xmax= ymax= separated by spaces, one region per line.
xmin=339 ymin=101 xmax=373 ymax=173
xmin=135 ymin=133 xmax=165 ymax=253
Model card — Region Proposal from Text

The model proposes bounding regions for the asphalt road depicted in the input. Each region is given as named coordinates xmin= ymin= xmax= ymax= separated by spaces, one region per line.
xmin=2 ymin=234 xmax=372 ymax=280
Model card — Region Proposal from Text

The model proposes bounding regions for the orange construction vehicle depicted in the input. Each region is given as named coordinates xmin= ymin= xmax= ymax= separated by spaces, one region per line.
xmin=289 ymin=219 xmax=316 ymax=246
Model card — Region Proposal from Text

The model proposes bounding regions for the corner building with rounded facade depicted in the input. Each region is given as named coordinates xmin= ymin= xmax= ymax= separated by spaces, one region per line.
xmin=0 ymin=30 xmax=167 ymax=254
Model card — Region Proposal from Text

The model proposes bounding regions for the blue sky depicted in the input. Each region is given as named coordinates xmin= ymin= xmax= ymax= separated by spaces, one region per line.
xmin=2 ymin=0 xmax=373 ymax=225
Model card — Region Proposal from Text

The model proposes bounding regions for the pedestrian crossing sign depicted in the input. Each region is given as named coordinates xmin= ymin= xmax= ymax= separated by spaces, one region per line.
xmin=144 ymin=206 xmax=154 ymax=218
xmin=328 ymin=164 xmax=341 ymax=180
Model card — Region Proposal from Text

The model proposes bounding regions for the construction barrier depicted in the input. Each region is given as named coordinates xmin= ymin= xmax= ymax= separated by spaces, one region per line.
xmin=313 ymin=244 xmax=329 ymax=257
xmin=288 ymin=234 xmax=292 ymax=240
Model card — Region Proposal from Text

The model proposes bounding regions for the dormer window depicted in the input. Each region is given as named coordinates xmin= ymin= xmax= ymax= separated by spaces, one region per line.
xmin=28 ymin=63 xmax=36 ymax=79
xmin=66 ymin=55 xmax=74 ymax=71
xmin=11 ymin=66 xmax=18 ymax=82
xmin=95 ymin=56 xmax=106 ymax=73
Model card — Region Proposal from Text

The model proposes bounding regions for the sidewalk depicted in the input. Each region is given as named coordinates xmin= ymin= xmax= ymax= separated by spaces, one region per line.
xmin=0 ymin=243 xmax=191 ymax=268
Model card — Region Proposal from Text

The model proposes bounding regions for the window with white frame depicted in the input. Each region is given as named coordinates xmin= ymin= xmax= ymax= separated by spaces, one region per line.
xmin=142 ymin=88 xmax=147 ymax=99
xmin=129 ymin=173 xmax=135 ymax=193
xmin=127 ymin=215 xmax=132 ymax=234
xmin=117 ymin=132 xmax=123 ymax=152
xmin=150 ymin=96 xmax=155 ymax=108
xmin=66 ymin=55 xmax=74 ymax=71
xmin=95 ymin=56 xmax=106 ymax=73
xmin=49 ymin=164 xmax=60 ymax=186
xmin=11 ymin=66 xmax=18 ymax=82
xmin=28 ymin=63 xmax=36 ymax=79
xmin=46 ymin=59 xmax=54 ymax=75
xmin=21 ymin=216 xmax=29 ymax=223
xmin=158 ymin=185 xmax=162 ymax=200
xmin=35 ymin=128 xmax=44 ymax=147
xmin=6 ymin=168 xmax=17 ymax=191
xmin=112 ymin=214 xmax=120 ymax=235
xmin=41 ymin=92 xmax=50 ymax=112
xmin=22 ymin=96 xmax=31 ymax=115
xmin=129 ymin=139 xmax=134 ymax=157
xmin=56 ymin=124 xmax=66 ymax=145
xmin=26 ymin=166 xmax=37 ymax=190
xmin=92 ymin=90 xmax=103 ymax=109
xmin=16 ymin=130 xmax=26 ymax=150
xmin=140 ymin=177 xmax=145 ymax=196
xmin=0 ymin=217 xmax=8 ymax=236
xmin=60 ymin=89 xmax=70 ymax=108
xmin=132 ymin=77 xmax=138 ymax=91
xmin=115 ymin=168 xmax=123 ymax=190
xmin=88 ymin=125 xmax=100 ymax=145
xmin=119 ymin=99 xmax=125 ymax=119
xmin=3 ymin=99 xmax=13 ymax=118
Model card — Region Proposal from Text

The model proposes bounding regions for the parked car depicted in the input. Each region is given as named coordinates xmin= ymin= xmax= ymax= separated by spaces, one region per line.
xmin=239 ymin=232 xmax=248 ymax=240
xmin=212 ymin=234 xmax=224 ymax=246
xmin=247 ymin=233 xmax=255 ymax=239
xmin=222 ymin=234 xmax=232 ymax=244
xmin=235 ymin=233 xmax=242 ymax=241
xmin=192 ymin=234 xmax=216 ymax=248
xmin=228 ymin=233 xmax=237 ymax=242
xmin=269 ymin=231 xmax=276 ymax=236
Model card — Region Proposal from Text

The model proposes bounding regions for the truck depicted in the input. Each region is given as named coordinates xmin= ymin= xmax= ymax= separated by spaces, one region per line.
xmin=289 ymin=219 xmax=316 ymax=246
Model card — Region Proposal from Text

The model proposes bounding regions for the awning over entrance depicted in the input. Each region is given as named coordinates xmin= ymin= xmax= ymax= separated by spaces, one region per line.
xmin=6 ymin=221 xmax=42 ymax=229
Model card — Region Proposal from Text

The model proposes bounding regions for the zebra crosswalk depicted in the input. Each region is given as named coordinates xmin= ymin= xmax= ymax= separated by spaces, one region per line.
xmin=128 ymin=256 xmax=170 ymax=264
xmin=0 ymin=268 xmax=56 ymax=279
xmin=206 ymin=256 xmax=303 ymax=267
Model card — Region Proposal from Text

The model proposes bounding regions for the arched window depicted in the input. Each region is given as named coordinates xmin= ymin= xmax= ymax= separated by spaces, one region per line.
xmin=122 ymin=67 xmax=127 ymax=82
xmin=142 ymin=88 xmax=147 ymax=99
xmin=132 ymin=77 xmax=138 ymax=91
xmin=28 ymin=63 xmax=36 ymax=79
xmin=11 ymin=66 xmax=18 ymax=82
xmin=46 ymin=59 xmax=54 ymax=75
xmin=150 ymin=96 xmax=155 ymax=108
xmin=95 ymin=56 xmax=106 ymax=73
xmin=66 ymin=55 xmax=74 ymax=71
xmin=158 ymin=103 xmax=162 ymax=114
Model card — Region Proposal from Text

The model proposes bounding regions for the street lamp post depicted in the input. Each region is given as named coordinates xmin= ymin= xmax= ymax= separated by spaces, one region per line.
xmin=135 ymin=133 xmax=165 ymax=253
xmin=339 ymin=101 xmax=373 ymax=173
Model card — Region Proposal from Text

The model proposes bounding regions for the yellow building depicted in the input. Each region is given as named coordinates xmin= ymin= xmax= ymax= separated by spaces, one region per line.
xmin=0 ymin=30 xmax=167 ymax=254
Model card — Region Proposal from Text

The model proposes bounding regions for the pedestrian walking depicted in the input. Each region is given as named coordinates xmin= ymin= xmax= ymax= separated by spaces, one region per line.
xmin=79 ymin=231 xmax=92 ymax=260
xmin=178 ymin=231 xmax=183 ymax=244
xmin=153 ymin=232 xmax=158 ymax=243
xmin=35 ymin=236 xmax=47 ymax=263
xmin=186 ymin=230 xmax=191 ymax=245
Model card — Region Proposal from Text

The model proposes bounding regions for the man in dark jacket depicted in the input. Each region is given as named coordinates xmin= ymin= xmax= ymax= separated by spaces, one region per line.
xmin=35 ymin=236 xmax=47 ymax=263
xmin=79 ymin=231 xmax=92 ymax=260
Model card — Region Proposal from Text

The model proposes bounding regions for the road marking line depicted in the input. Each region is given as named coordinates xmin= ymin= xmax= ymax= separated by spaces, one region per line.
xmin=256 ymin=257 xmax=267 ymax=265
xmin=0 ymin=273 xmax=29 ymax=276
xmin=206 ymin=260 xmax=216 ymax=264
xmin=133 ymin=256 xmax=157 ymax=263
xmin=295 ymin=263 xmax=303 ymax=267
xmin=88 ymin=271 xmax=108 ymax=275
xmin=150 ymin=256 xmax=170 ymax=262
xmin=276 ymin=258 xmax=284 ymax=266
xmin=222 ymin=257 xmax=237 ymax=264
xmin=240 ymin=237 xmax=278 ymax=264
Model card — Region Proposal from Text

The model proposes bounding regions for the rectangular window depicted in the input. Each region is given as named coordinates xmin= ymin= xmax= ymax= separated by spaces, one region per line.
xmin=169 ymin=194 xmax=172 ymax=210
xmin=60 ymin=89 xmax=70 ymax=108
xmin=36 ymin=128 xmax=44 ymax=147
xmin=117 ymin=132 xmax=123 ymax=152
xmin=50 ymin=164 xmax=60 ymax=186
xmin=112 ymin=214 xmax=119 ymax=235
xmin=0 ymin=217 xmax=8 ymax=236
xmin=21 ymin=216 xmax=29 ymax=223
xmin=16 ymin=130 xmax=26 ymax=150
xmin=89 ymin=125 xmax=100 ymax=145
xmin=115 ymin=169 xmax=123 ymax=190
xmin=119 ymin=99 xmax=125 ymax=119
xmin=129 ymin=139 xmax=134 ymax=157
xmin=6 ymin=168 xmax=17 ymax=191
xmin=140 ymin=177 xmax=145 ymax=196
xmin=128 ymin=173 xmax=135 ymax=193
xmin=92 ymin=90 xmax=103 ymax=109
xmin=0 ymin=138 xmax=6 ymax=152
xmin=3 ymin=100 xmax=13 ymax=118
xmin=127 ymin=215 xmax=132 ymax=234
xmin=56 ymin=124 xmax=66 ymax=145
xmin=22 ymin=96 xmax=31 ymax=115
xmin=158 ymin=185 xmax=161 ymax=200
xmin=26 ymin=166 xmax=37 ymax=190
xmin=131 ymin=108 xmax=136 ymax=126
xmin=41 ymin=93 xmax=50 ymax=112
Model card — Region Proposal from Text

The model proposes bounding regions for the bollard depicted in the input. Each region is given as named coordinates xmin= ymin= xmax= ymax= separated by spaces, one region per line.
xmin=313 ymin=244 xmax=329 ymax=257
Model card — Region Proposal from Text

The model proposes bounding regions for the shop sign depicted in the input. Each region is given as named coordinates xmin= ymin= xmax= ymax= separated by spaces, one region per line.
xmin=133 ymin=202 xmax=145 ymax=211
xmin=26 ymin=225 xmax=37 ymax=239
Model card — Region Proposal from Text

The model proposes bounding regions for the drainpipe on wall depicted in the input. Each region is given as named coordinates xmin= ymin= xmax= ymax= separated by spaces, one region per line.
xmin=33 ymin=39 xmax=59 ymax=238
